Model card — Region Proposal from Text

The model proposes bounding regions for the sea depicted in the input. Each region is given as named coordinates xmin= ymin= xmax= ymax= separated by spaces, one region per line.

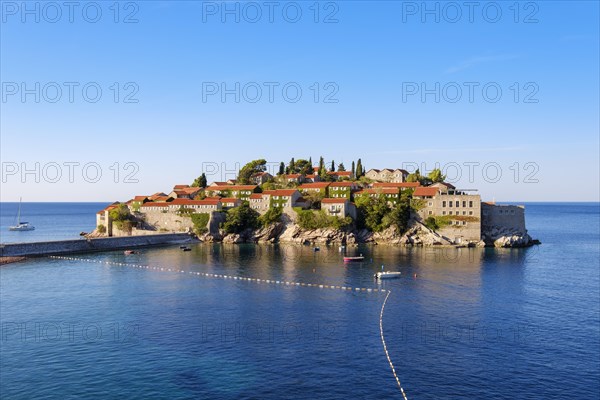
xmin=1 ymin=202 xmax=599 ymax=399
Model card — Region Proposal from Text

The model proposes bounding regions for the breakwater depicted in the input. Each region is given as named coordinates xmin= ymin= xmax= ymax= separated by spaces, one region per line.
xmin=0 ymin=233 xmax=195 ymax=257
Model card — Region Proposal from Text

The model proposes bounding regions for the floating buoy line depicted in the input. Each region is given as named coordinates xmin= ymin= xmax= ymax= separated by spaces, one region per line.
xmin=49 ymin=254 xmax=409 ymax=397
xmin=380 ymin=290 xmax=409 ymax=399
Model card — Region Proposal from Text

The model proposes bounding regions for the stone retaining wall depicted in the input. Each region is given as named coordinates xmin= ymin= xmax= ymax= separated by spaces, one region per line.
xmin=0 ymin=233 xmax=195 ymax=257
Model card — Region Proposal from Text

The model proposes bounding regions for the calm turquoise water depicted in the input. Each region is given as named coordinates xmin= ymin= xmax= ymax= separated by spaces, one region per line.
xmin=1 ymin=203 xmax=599 ymax=399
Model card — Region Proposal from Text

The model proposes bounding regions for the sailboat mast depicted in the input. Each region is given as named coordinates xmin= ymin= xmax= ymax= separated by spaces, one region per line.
xmin=17 ymin=197 xmax=22 ymax=224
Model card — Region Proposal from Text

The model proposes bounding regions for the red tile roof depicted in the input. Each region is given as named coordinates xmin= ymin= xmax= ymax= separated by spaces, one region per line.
xmin=299 ymin=182 xmax=330 ymax=189
xmin=97 ymin=202 xmax=120 ymax=214
xmin=329 ymin=182 xmax=355 ymax=187
xmin=329 ymin=171 xmax=352 ymax=176
xmin=249 ymin=194 xmax=264 ymax=200
xmin=209 ymin=185 xmax=258 ymax=191
xmin=149 ymin=192 xmax=168 ymax=200
xmin=133 ymin=196 xmax=148 ymax=201
xmin=372 ymin=182 xmax=420 ymax=188
xmin=173 ymin=184 xmax=190 ymax=189
xmin=413 ymin=187 xmax=439 ymax=197
xmin=220 ymin=198 xmax=241 ymax=203
xmin=322 ymin=198 xmax=348 ymax=204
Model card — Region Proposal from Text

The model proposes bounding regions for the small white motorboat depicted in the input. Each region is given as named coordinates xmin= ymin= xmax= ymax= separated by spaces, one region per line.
xmin=374 ymin=271 xmax=402 ymax=280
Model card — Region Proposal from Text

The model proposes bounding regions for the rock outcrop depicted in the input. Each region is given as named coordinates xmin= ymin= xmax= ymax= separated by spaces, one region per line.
xmin=482 ymin=225 xmax=537 ymax=248
xmin=125 ymin=213 xmax=538 ymax=249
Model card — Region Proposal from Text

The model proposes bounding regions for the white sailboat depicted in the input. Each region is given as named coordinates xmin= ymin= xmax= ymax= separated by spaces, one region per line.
xmin=9 ymin=198 xmax=35 ymax=231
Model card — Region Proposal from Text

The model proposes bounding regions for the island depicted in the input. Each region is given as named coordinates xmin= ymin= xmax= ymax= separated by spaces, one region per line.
xmin=93 ymin=158 xmax=539 ymax=248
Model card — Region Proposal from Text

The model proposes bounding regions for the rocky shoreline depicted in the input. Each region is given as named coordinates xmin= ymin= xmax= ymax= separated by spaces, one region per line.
xmin=198 ymin=219 xmax=539 ymax=248
xmin=0 ymin=256 xmax=28 ymax=266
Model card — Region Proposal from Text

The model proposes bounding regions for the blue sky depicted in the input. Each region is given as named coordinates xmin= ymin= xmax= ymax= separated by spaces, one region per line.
xmin=1 ymin=0 xmax=599 ymax=202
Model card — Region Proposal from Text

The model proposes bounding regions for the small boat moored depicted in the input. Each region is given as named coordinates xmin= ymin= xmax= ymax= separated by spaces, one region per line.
xmin=344 ymin=254 xmax=365 ymax=263
xmin=124 ymin=250 xmax=138 ymax=255
xmin=182 ymin=247 xmax=192 ymax=252
xmin=375 ymin=271 xmax=402 ymax=280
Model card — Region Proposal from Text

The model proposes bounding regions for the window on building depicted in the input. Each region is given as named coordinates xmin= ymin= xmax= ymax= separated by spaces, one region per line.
xmin=463 ymin=201 xmax=466 ymax=207
xmin=469 ymin=201 xmax=473 ymax=207
xmin=442 ymin=211 xmax=446 ymax=215
xmin=463 ymin=211 xmax=467 ymax=215
xmin=428 ymin=211 xmax=432 ymax=215
xmin=449 ymin=211 xmax=453 ymax=215
xmin=462 ymin=221 xmax=467 ymax=225
xmin=449 ymin=201 xmax=453 ymax=207
xmin=428 ymin=202 xmax=433 ymax=206
xmin=511 ymin=210 xmax=515 ymax=215
xmin=442 ymin=201 xmax=446 ymax=207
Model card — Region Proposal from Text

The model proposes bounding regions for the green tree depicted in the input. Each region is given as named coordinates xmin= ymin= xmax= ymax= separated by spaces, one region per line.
xmin=406 ymin=168 xmax=422 ymax=183
xmin=304 ymin=190 xmax=325 ymax=209
xmin=191 ymin=213 xmax=210 ymax=234
xmin=351 ymin=161 xmax=356 ymax=177
xmin=221 ymin=203 xmax=260 ymax=234
xmin=383 ymin=197 xmax=411 ymax=234
xmin=428 ymin=168 xmax=446 ymax=183
xmin=109 ymin=204 xmax=135 ymax=232
xmin=356 ymin=159 xmax=363 ymax=178
xmin=278 ymin=162 xmax=285 ymax=176
xmin=192 ymin=173 xmax=207 ymax=188
xmin=294 ymin=159 xmax=313 ymax=175
xmin=354 ymin=195 xmax=387 ymax=232
xmin=424 ymin=216 xmax=439 ymax=231
xmin=330 ymin=160 xmax=335 ymax=171
xmin=258 ymin=207 xmax=282 ymax=228
xmin=288 ymin=158 xmax=296 ymax=174
xmin=237 ymin=159 xmax=267 ymax=184
xmin=318 ymin=156 xmax=329 ymax=181
xmin=337 ymin=163 xmax=346 ymax=172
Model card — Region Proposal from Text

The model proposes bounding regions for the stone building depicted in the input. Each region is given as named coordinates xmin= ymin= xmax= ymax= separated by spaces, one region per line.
xmin=413 ymin=186 xmax=482 ymax=244
xmin=365 ymin=168 xmax=408 ymax=183
xmin=321 ymin=198 xmax=357 ymax=219
xmin=481 ymin=202 xmax=527 ymax=235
